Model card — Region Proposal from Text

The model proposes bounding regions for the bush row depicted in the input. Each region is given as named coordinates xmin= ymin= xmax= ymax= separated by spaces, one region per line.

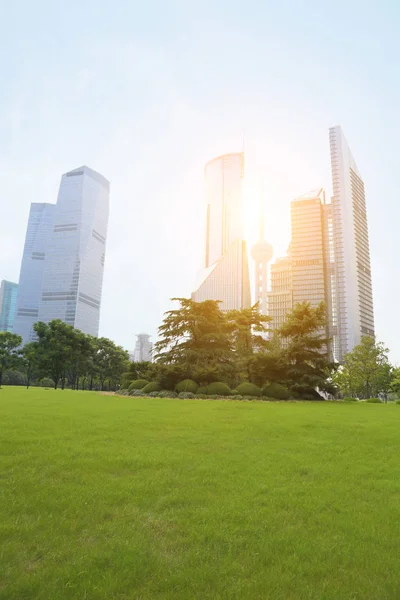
xmin=123 ymin=379 xmax=292 ymax=399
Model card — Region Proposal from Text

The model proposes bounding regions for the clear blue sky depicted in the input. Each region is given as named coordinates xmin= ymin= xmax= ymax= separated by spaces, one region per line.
xmin=1 ymin=0 xmax=399 ymax=359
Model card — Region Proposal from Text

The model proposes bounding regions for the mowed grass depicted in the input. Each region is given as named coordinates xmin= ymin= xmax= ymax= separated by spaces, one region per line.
xmin=1 ymin=390 xmax=400 ymax=600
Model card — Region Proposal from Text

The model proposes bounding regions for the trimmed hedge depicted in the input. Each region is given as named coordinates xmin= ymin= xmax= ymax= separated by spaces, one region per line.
xmin=128 ymin=379 xmax=149 ymax=391
xmin=365 ymin=398 xmax=382 ymax=403
xmin=262 ymin=383 xmax=290 ymax=400
xmin=159 ymin=390 xmax=178 ymax=399
xmin=178 ymin=392 xmax=195 ymax=399
xmin=236 ymin=383 xmax=262 ymax=397
xmin=343 ymin=397 xmax=358 ymax=402
xmin=175 ymin=379 xmax=198 ymax=394
xmin=197 ymin=386 xmax=208 ymax=395
xmin=128 ymin=389 xmax=145 ymax=396
xmin=206 ymin=382 xmax=231 ymax=396
xmin=142 ymin=382 xmax=161 ymax=394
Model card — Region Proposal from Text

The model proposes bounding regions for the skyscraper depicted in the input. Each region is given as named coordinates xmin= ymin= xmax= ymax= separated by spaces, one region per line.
xmin=14 ymin=203 xmax=55 ymax=345
xmin=37 ymin=166 xmax=109 ymax=336
xmin=133 ymin=333 xmax=153 ymax=363
xmin=251 ymin=190 xmax=273 ymax=314
xmin=0 ymin=280 xmax=19 ymax=332
xmin=329 ymin=126 xmax=374 ymax=360
xmin=267 ymin=256 xmax=293 ymax=337
xmin=192 ymin=153 xmax=251 ymax=311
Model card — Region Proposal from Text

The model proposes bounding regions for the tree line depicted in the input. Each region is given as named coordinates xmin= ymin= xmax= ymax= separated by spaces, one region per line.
xmin=0 ymin=320 xmax=129 ymax=390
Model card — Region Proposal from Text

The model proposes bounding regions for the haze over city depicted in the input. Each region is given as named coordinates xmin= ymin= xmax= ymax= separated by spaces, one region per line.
xmin=1 ymin=0 xmax=399 ymax=359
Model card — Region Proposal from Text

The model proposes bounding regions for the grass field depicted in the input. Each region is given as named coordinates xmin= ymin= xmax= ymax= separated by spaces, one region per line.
xmin=1 ymin=388 xmax=400 ymax=599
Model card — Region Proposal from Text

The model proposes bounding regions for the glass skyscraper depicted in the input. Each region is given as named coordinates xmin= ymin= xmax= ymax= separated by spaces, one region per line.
xmin=0 ymin=280 xmax=19 ymax=332
xmin=14 ymin=203 xmax=55 ymax=345
xmin=14 ymin=166 xmax=109 ymax=345
xmin=192 ymin=153 xmax=251 ymax=310
xmin=38 ymin=166 xmax=109 ymax=336
xmin=329 ymin=126 xmax=374 ymax=360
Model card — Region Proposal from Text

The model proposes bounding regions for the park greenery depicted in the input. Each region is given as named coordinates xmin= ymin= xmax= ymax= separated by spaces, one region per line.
xmin=0 ymin=297 xmax=398 ymax=400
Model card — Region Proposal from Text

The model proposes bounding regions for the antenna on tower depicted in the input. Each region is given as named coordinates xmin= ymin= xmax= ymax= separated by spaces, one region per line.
xmin=259 ymin=178 xmax=265 ymax=241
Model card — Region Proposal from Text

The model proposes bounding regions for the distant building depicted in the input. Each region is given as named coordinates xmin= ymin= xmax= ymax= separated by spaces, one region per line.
xmin=14 ymin=203 xmax=55 ymax=345
xmin=133 ymin=333 xmax=153 ymax=362
xmin=329 ymin=126 xmax=374 ymax=360
xmin=192 ymin=153 xmax=251 ymax=311
xmin=0 ymin=280 xmax=19 ymax=332
xmin=251 ymin=189 xmax=273 ymax=314
xmin=37 ymin=166 xmax=109 ymax=336
xmin=267 ymin=256 xmax=293 ymax=337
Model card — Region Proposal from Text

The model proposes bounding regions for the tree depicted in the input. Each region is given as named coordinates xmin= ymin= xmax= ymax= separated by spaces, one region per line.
xmin=0 ymin=332 xmax=22 ymax=388
xmin=227 ymin=303 xmax=271 ymax=382
xmin=335 ymin=337 xmax=393 ymax=399
xmin=34 ymin=320 xmax=77 ymax=389
xmin=20 ymin=342 xmax=40 ymax=388
xmin=279 ymin=302 xmax=332 ymax=398
xmin=95 ymin=338 xmax=129 ymax=391
xmin=154 ymin=298 xmax=235 ymax=385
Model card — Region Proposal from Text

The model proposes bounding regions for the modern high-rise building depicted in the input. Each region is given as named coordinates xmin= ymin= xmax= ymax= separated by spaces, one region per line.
xmin=0 ymin=280 xmax=19 ymax=332
xmin=14 ymin=203 xmax=55 ymax=345
xmin=36 ymin=166 xmax=109 ymax=336
xmin=251 ymin=190 xmax=273 ymax=314
xmin=133 ymin=333 xmax=153 ymax=363
xmin=192 ymin=152 xmax=251 ymax=311
xmin=267 ymin=256 xmax=293 ymax=336
xmin=329 ymin=126 xmax=374 ymax=360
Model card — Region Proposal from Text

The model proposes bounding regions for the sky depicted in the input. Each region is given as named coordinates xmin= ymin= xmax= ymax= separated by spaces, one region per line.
xmin=1 ymin=0 xmax=400 ymax=359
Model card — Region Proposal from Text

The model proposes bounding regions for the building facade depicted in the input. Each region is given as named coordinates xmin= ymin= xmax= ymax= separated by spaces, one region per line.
xmin=14 ymin=203 xmax=55 ymax=345
xmin=267 ymin=256 xmax=293 ymax=336
xmin=133 ymin=333 xmax=153 ymax=363
xmin=251 ymin=192 xmax=273 ymax=314
xmin=329 ymin=126 xmax=374 ymax=360
xmin=192 ymin=152 xmax=251 ymax=311
xmin=0 ymin=280 xmax=19 ymax=332
xmin=36 ymin=166 xmax=109 ymax=336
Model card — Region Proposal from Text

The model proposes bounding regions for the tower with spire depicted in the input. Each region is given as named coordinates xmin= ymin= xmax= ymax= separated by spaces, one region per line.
xmin=251 ymin=185 xmax=273 ymax=314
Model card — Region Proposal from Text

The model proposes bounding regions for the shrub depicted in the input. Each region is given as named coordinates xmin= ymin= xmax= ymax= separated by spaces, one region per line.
xmin=178 ymin=392 xmax=195 ymax=399
xmin=262 ymin=383 xmax=290 ymax=400
xmin=206 ymin=382 xmax=231 ymax=396
xmin=208 ymin=395 xmax=218 ymax=400
xmin=396 ymin=400 xmax=400 ymax=405
xmin=142 ymin=382 xmax=161 ymax=394
xmin=158 ymin=390 xmax=178 ymax=399
xmin=38 ymin=377 xmax=55 ymax=388
xmin=197 ymin=386 xmax=208 ymax=395
xmin=230 ymin=389 xmax=239 ymax=396
xmin=129 ymin=389 xmax=146 ymax=397
xmin=149 ymin=391 xmax=160 ymax=397
xmin=236 ymin=383 xmax=261 ymax=397
xmin=365 ymin=398 xmax=382 ymax=403
xmin=128 ymin=379 xmax=149 ymax=391
xmin=175 ymin=379 xmax=198 ymax=394
xmin=343 ymin=397 xmax=358 ymax=402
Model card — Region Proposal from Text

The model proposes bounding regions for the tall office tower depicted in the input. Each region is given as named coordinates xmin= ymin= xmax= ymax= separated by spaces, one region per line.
xmin=0 ymin=280 xmax=19 ymax=332
xmin=37 ymin=166 xmax=109 ymax=336
xmin=133 ymin=333 xmax=153 ymax=363
xmin=14 ymin=203 xmax=55 ymax=345
xmin=251 ymin=192 xmax=273 ymax=314
xmin=192 ymin=153 xmax=251 ymax=310
xmin=267 ymin=256 xmax=293 ymax=337
xmin=329 ymin=126 xmax=374 ymax=360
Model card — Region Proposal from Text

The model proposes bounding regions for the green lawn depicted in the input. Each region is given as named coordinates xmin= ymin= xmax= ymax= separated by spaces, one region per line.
xmin=1 ymin=389 xmax=400 ymax=599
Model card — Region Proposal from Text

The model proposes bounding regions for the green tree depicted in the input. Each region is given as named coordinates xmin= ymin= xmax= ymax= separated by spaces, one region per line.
xmin=0 ymin=332 xmax=22 ymax=388
xmin=34 ymin=320 xmax=77 ymax=389
xmin=95 ymin=338 xmax=129 ymax=391
xmin=227 ymin=303 xmax=271 ymax=382
xmin=279 ymin=302 xmax=332 ymax=398
xmin=154 ymin=298 xmax=235 ymax=385
xmin=335 ymin=337 xmax=393 ymax=399
xmin=20 ymin=342 xmax=40 ymax=388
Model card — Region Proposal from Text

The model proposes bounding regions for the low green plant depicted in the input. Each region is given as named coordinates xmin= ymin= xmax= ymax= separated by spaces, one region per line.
xmin=175 ymin=379 xmax=198 ymax=394
xmin=178 ymin=392 xmax=195 ymax=399
xmin=236 ymin=383 xmax=262 ymax=397
xmin=128 ymin=379 xmax=149 ymax=391
xmin=396 ymin=400 xmax=400 ymax=405
xmin=128 ymin=389 xmax=145 ymax=397
xmin=149 ymin=391 xmax=160 ymax=397
xmin=142 ymin=382 xmax=161 ymax=394
xmin=206 ymin=382 xmax=231 ymax=396
xmin=262 ymin=383 xmax=290 ymax=400
xmin=158 ymin=390 xmax=178 ymax=399
xmin=365 ymin=398 xmax=382 ymax=404
xmin=197 ymin=386 xmax=208 ymax=395
xmin=343 ymin=397 xmax=358 ymax=402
